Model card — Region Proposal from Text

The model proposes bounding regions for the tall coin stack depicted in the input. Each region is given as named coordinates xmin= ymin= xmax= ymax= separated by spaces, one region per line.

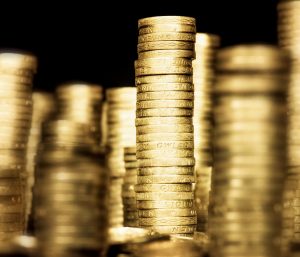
xmin=209 ymin=45 xmax=289 ymax=257
xmin=193 ymin=33 xmax=220 ymax=233
xmin=122 ymin=147 xmax=138 ymax=227
xmin=26 ymin=92 xmax=55 ymax=229
xmin=34 ymin=120 xmax=108 ymax=257
xmin=278 ymin=1 xmax=300 ymax=252
xmin=135 ymin=16 xmax=197 ymax=237
xmin=0 ymin=52 xmax=37 ymax=240
xmin=106 ymin=87 xmax=136 ymax=228
xmin=55 ymin=83 xmax=103 ymax=147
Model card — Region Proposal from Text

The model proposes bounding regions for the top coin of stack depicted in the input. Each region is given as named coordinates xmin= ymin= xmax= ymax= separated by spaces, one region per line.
xmin=135 ymin=16 xmax=197 ymax=237
xmin=55 ymin=83 xmax=103 ymax=147
xmin=209 ymin=45 xmax=289 ymax=257
xmin=278 ymin=1 xmax=300 ymax=253
xmin=193 ymin=33 xmax=220 ymax=233
xmin=0 ymin=52 xmax=37 ymax=240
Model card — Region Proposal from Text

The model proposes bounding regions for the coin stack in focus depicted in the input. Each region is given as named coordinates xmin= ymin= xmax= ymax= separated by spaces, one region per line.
xmin=55 ymin=83 xmax=103 ymax=147
xmin=278 ymin=1 xmax=300 ymax=252
xmin=122 ymin=147 xmax=138 ymax=227
xmin=209 ymin=45 xmax=289 ymax=257
xmin=193 ymin=33 xmax=219 ymax=233
xmin=26 ymin=92 xmax=55 ymax=229
xmin=34 ymin=120 xmax=108 ymax=257
xmin=106 ymin=88 xmax=136 ymax=228
xmin=135 ymin=16 xmax=197 ymax=237
xmin=0 ymin=52 xmax=37 ymax=240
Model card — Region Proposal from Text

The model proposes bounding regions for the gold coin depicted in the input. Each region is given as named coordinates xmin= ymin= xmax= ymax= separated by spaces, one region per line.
xmin=137 ymin=100 xmax=193 ymax=109
xmin=137 ymin=200 xmax=194 ymax=209
xmin=136 ymin=192 xmax=193 ymax=200
xmin=135 ymin=183 xmax=192 ymax=192
xmin=135 ymin=57 xmax=192 ymax=67
xmin=138 ymin=16 xmax=195 ymax=28
xmin=137 ymin=91 xmax=193 ymax=100
xmin=138 ymin=41 xmax=194 ymax=52
xmin=137 ymin=124 xmax=193 ymax=134
xmin=141 ymin=225 xmax=196 ymax=234
xmin=137 ymin=141 xmax=194 ymax=151
xmin=139 ymin=24 xmax=196 ymax=34
xmin=136 ymin=75 xmax=193 ymax=84
xmin=136 ymin=108 xmax=193 ymax=117
xmin=136 ymin=117 xmax=192 ymax=126
xmin=137 ymin=166 xmax=194 ymax=176
xmin=136 ymin=149 xmax=194 ymax=159
xmin=138 ymin=50 xmax=195 ymax=59
xmin=137 ymin=133 xmax=193 ymax=142
xmin=137 ymin=83 xmax=194 ymax=92
xmin=138 ymin=33 xmax=195 ymax=43
xmin=138 ymin=208 xmax=196 ymax=217
xmin=137 ymin=175 xmax=195 ymax=183
xmin=135 ymin=66 xmax=193 ymax=76
xmin=139 ymin=216 xmax=196 ymax=226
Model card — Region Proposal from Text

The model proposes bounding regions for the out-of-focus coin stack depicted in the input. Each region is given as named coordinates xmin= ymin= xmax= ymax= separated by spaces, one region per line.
xmin=34 ymin=120 xmax=108 ymax=257
xmin=135 ymin=16 xmax=197 ymax=237
xmin=0 ymin=52 xmax=37 ymax=240
xmin=209 ymin=45 xmax=289 ymax=257
xmin=193 ymin=33 xmax=219 ymax=233
xmin=122 ymin=147 xmax=138 ymax=227
xmin=278 ymin=1 xmax=300 ymax=253
xmin=55 ymin=83 xmax=103 ymax=147
xmin=106 ymin=88 xmax=136 ymax=228
xmin=100 ymin=101 xmax=108 ymax=152
xmin=26 ymin=92 xmax=55 ymax=229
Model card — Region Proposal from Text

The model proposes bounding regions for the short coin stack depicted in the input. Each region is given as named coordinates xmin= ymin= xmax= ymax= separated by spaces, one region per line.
xmin=26 ymin=92 xmax=55 ymax=229
xmin=0 ymin=52 xmax=37 ymax=240
xmin=106 ymin=87 xmax=136 ymax=227
xmin=209 ymin=45 xmax=289 ymax=257
xmin=193 ymin=33 xmax=219 ymax=232
xmin=135 ymin=16 xmax=197 ymax=237
xmin=278 ymin=1 xmax=300 ymax=252
xmin=55 ymin=83 xmax=103 ymax=147
xmin=122 ymin=147 xmax=138 ymax=227
xmin=34 ymin=120 xmax=108 ymax=256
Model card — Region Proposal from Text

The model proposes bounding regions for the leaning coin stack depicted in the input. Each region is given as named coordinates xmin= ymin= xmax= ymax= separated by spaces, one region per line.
xmin=278 ymin=1 xmax=300 ymax=252
xmin=106 ymin=87 xmax=136 ymax=227
xmin=0 ymin=52 xmax=37 ymax=240
xmin=209 ymin=45 xmax=289 ymax=257
xmin=34 ymin=120 xmax=108 ymax=256
xmin=55 ymin=83 xmax=103 ymax=147
xmin=193 ymin=33 xmax=220 ymax=233
xmin=26 ymin=92 xmax=55 ymax=229
xmin=135 ymin=16 xmax=197 ymax=237
xmin=122 ymin=147 xmax=138 ymax=227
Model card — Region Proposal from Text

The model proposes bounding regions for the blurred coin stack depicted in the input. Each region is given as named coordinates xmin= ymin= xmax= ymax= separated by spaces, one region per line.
xmin=34 ymin=120 xmax=107 ymax=257
xmin=193 ymin=33 xmax=220 ymax=232
xmin=209 ymin=45 xmax=289 ymax=257
xmin=55 ymin=83 xmax=103 ymax=147
xmin=106 ymin=88 xmax=136 ymax=227
xmin=0 ymin=52 xmax=37 ymax=240
xmin=26 ymin=92 xmax=55 ymax=228
xmin=135 ymin=16 xmax=197 ymax=237
xmin=100 ymin=101 xmax=108 ymax=152
xmin=278 ymin=1 xmax=300 ymax=252
xmin=122 ymin=147 xmax=138 ymax=227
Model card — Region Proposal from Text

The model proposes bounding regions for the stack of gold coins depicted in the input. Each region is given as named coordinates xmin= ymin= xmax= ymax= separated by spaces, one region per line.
xmin=278 ymin=1 xmax=300 ymax=253
xmin=122 ymin=147 xmax=138 ymax=227
xmin=0 ymin=52 xmax=37 ymax=240
xmin=135 ymin=16 xmax=197 ymax=237
xmin=26 ymin=92 xmax=55 ymax=229
xmin=209 ymin=45 xmax=289 ymax=257
xmin=100 ymin=101 xmax=108 ymax=152
xmin=55 ymin=83 xmax=103 ymax=146
xmin=34 ymin=120 xmax=108 ymax=257
xmin=106 ymin=87 xmax=136 ymax=227
xmin=193 ymin=33 xmax=220 ymax=233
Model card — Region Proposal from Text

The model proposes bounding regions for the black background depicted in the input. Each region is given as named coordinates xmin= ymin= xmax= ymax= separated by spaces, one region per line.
xmin=1 ymin=1 xmax=278 ymax=90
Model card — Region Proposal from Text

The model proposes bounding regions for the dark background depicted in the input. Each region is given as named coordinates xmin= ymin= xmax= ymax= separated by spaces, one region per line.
xmin=1 ymin=1 xmax=278 ymax=90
